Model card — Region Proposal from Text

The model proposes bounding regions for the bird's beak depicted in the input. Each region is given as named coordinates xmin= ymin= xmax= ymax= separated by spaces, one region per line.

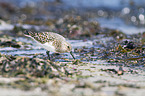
xmin=70 ymin=51 xmax=75 ymax=60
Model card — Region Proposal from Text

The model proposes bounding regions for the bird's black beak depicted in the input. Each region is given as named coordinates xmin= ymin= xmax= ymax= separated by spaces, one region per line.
xmin=70 ymin=51 xmax=75 ymax=60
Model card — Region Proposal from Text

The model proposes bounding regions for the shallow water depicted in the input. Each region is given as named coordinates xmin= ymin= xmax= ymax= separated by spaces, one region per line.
xmin=95 ymin=18 xmax=145 ymax=34
xmin=0 ymin=37 xmax=96 ymax=60
xmin=4 ymin=0 xmax=145 ymax=9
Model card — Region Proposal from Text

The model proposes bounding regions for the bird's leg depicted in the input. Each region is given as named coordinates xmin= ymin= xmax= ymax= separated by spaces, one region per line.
xmin=46 ymin=51 xmax=50 ymax=60
xmin=70 ymin=51 xmax=75 ymax=60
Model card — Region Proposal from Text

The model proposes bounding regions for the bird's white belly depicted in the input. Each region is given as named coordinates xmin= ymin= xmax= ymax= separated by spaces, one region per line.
xmin=28 ymin=36 xmax=56 ymax=52
xmin=37 ymin=42 xmax=55 ymax=52
xmin=30 ymin=37 xmax=56 ymax=52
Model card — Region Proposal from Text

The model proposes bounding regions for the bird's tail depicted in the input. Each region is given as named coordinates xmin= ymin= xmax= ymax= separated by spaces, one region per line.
xmin=24 ymin=30 xmax=35 ymax=37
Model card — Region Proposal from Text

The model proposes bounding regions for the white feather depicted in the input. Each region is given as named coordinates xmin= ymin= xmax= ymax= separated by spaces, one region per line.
xmin=37 ymin=42 xmax=55 ymax=52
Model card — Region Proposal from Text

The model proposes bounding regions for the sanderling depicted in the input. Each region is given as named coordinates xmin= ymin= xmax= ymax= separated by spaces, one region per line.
xmin=24 ymin=30 xmax=75 ymax=60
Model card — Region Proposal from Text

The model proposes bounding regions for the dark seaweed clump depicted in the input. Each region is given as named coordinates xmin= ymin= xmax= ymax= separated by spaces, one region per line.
xmin=0 ymin=54 xmax=80 ymax=78
xmin=0 ymin=53 xmax=81 ymax=90
xmin=74 ymin=31 xmax=145 ymax=67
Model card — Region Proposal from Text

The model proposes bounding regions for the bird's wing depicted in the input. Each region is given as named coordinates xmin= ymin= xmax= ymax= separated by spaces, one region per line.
xmin=48 ymin=32 xmax=66 ymax=41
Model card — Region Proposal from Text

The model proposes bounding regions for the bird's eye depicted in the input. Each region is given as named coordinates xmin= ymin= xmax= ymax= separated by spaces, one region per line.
xmin=67 ymin=46 xmax=70 ymax=49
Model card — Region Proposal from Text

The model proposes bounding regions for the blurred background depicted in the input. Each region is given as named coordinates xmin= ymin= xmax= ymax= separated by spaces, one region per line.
xmin=0 ymin=0 xmax=145 ymax=36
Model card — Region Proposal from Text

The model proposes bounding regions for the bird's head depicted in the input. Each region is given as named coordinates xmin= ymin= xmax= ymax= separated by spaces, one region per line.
xmin=58 ymin=41 xmax=75 ymax=59
xmin=61 ymin=41 xmax=72 ymax=53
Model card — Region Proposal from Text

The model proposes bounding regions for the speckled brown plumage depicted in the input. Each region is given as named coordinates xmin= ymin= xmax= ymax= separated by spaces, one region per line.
xmin=25 ymin=31 xmax=64 ymax=44
xmin=24 ymin=31 xmax=72 ymax=53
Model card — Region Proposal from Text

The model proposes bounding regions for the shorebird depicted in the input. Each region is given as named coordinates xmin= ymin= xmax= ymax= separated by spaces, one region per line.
xmin=24 ymin=30 xmax=75 ymax=60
